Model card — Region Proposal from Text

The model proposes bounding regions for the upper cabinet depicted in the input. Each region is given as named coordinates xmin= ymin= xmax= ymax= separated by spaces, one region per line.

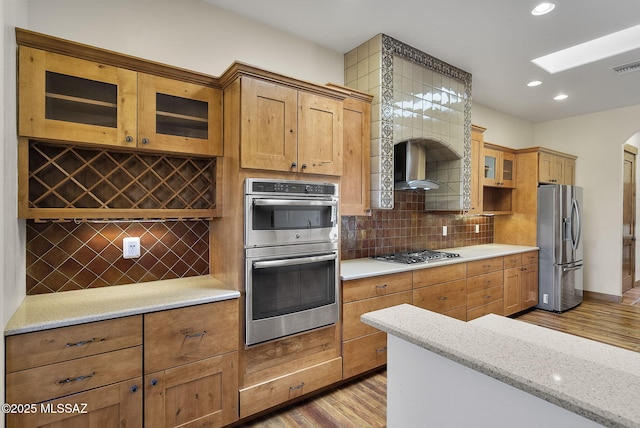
xmin=483 ymin=144 xmax=516 ymax=188
xmin=19 ymin=46 xmax=222 ymax=157
xmin=538 ymin=149 xmax=576 ymax=185
xmin=221 ymin=63 xmax=346 ymax=177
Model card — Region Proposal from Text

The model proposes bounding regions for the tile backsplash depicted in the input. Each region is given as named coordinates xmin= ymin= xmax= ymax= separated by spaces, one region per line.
xmin=26 ymin=220 xmax=209 ymax=295
xmin=341 ymin=191 xmax=493 ymax=260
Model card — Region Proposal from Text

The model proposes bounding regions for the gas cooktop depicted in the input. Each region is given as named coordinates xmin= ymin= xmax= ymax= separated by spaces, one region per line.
xmin=371 ymin=249 xmax=460 ymax=264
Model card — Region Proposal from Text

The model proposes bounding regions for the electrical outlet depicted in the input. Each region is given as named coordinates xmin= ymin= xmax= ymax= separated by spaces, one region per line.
xmin=543 ymin=293 xmax=549 ymax=304
xmin=475 ymin=224 xmax=480 ymax=234
xmin=442 ymin=226 xmax=447 ymax=237
xmin=123 ymin=237 xmax=141 ymax=259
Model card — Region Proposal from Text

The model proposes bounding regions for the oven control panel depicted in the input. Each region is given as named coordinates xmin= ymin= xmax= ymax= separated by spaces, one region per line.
xmin=248 ymin=179 xmax=336 ymax=196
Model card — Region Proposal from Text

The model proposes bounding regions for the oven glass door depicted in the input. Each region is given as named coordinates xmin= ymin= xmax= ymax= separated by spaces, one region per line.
xmin=246 ymin=250 xmax=339 ymax=345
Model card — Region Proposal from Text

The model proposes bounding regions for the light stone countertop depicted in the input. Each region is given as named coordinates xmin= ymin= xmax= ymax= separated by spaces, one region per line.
xmin=362 ymin=304 xmax=640 ymax=428
xmin=340 ymin=243 xmax=539 ymax=280
xmin=5 ymin=275 xmax=240 ymax=336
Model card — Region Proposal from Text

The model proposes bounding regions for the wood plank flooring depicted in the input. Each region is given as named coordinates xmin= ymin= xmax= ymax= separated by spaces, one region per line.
xmin=235 ymin=289 xmax=640 ymax=427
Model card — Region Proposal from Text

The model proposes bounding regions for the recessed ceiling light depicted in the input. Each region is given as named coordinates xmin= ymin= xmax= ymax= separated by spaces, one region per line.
xmin=527 ymin=80 xmax=542 ymax=87
xmin=531 ymin=2 xmax=555 ymax=16
xmin=532 ymin=23 xmax=640 ymax=74
xmin=554 ymin=94 xmax=568 ymax=101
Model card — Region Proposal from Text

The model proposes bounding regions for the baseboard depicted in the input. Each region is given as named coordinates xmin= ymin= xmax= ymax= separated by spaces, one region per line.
xmin=583 ymin=290 xmax=622 ymax=303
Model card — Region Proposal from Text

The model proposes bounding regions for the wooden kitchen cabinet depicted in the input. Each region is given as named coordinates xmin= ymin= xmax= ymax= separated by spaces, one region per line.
xmin=483 ymin=144 xmax=516 ymax=188
xmin=342 ymin=272 xmax=412 ymax=378
xmin=337 ymin=90 xmax=373 ymax=216
xmin=469 ymin=125 xmax=486 ymax=214
xmin=413 ymin=264 xmax=467 ymax=320
xmin=5 ymin=316 xmax=143 ymax=427
xmin=239 ymin=76 xmax=343 ymax=175
xmin=18 ymin=44 xmax=222 ymax=157
xmin=538 ymin=149 xmax=576 ymax=185
xmin=504 ymin=251 xmax=539 ymax=316
xmin=143 ymin=300 xmax=239 ymax=428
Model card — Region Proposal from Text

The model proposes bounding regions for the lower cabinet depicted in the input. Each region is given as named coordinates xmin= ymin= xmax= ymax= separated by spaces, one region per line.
xmin=4 ymin=300 xmax=239 ymax=428
xmin=239 ymin=357 xmax=342 ymax=418
xmin=504 ymin=251 xmax=539 ymax=316
xmin=145 ymin=352 xmax=238 ymax=428
xmin=341 ymin=272 xmax=412 ymax=379
xmin=466 ymin=262 xmax=505 ymax=321
xmin=413 ymin=264 xmax=467 ymax=321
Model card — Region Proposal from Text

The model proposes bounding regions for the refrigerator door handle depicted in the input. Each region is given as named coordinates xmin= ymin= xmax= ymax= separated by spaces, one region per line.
xmin=571 ymin=197 xmax=582 ymax=251
xmin=562 ymin=264 xmax=583 ymax=272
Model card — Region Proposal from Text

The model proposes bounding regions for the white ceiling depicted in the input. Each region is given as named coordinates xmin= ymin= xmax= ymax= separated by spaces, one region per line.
xmin=203 ymin=0 xmax=640 ymax=123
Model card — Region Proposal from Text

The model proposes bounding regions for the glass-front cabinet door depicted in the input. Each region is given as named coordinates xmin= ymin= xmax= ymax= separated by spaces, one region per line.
xmin=482 ymin=147 xmax=515 ymax=188
xmin=19 ymin=47 xmax=222 ymax=157
xmin=18 ymin=46 xmax=137 ymax=148
xmin=137 ymin=74 xmax=222 ymax=157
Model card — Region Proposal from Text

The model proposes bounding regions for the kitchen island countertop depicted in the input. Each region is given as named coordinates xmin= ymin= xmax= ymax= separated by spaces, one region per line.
xmin=5 ymin=275 xmax=240 ymax=336
xmin=341 ymin=243 xmax=539 ymax=280
xmin=362 ymin=304 xmax=640 ymax=427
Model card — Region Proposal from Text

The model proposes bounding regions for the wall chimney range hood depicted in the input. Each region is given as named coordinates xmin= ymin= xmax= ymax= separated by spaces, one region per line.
xmin=394 ymin=139 xmax=461 ymax=190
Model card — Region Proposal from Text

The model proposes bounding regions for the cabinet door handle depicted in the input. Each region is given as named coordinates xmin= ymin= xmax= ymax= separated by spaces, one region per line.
xmin=185 ymin=330 xmax=207 ymax=339
xmin=376 ymin=346 xmax=387 ymax=354
xmin=289 ymin=382 xmax=305 ymax=391
xmin=130 ymin=384 xmax=139 ymax=393
xmin=125 ymin=135 xmax=134 ymax=143
xmin=141 ymin=138 xmax=150 ymax=145
xmin=150 ymin=378 xmax=158 ymax=387
xmin=57 ymin=371 xmax=95 ymax=385
xmin=437 ymin=296 xmax=448 ymax=301
xmin=291 ymin=162 xmax=297 ymax=168
xmin=301 ymin=164 xmax=307 ymax=170
xmin=66 ymin=337 xmax=101 ymax=347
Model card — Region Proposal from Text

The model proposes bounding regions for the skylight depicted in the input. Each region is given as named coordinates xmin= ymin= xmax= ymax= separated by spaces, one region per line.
xmin=532 ymin=24 xmax=640 ymax=74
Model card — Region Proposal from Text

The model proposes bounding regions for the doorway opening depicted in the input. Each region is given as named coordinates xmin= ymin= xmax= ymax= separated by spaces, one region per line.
xmin=623 ymin=143 xmax=637 ymax=295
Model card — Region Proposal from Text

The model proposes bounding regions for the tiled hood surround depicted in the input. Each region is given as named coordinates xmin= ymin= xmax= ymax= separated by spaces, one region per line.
xmin=345 ymin=34 xmax=472 ymax=211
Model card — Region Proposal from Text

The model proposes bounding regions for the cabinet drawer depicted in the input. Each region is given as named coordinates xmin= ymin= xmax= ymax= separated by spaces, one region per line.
xmin=239 ymin=357 xmax=342 ymax=418
xmin=466 ymin=257 xmax=504 ymax=276
xmin=6 ymin=315 xmax=142 ymax=373
xmin=443 ymin=306 xmax=468 ymax=321
xmin=467 ymin=299 xmax=504 ymax=321
xmin=342 ymin=332 xmax=387 ymax=379
xmin=342 ymin=271 xmax=412 ymax=303
xmin=522 ymin=251 xmax=538 ymax=265
xmin=413 ymin=279 xmax=467 ymax=314
xmin=503 ymin=254 xmax=522 ymax=269
xmin=342 ymin=291 xmax=412 ymax=341
xmin=467 ymin=285 xmax=503 ymax=309
xmin=144 ymin=299 xmax=239 ymax=373
xmin=413 ymin=263 xmax=466 ymax=288
xmin=466 ymin=271 xmax=503 ymax=293
xmin=6 ymin=346 xmax=141 ymax=404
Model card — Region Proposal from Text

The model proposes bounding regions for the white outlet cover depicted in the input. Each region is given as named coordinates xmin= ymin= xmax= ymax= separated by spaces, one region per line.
xmin=123 ymin=237 xmax=141 ymax=259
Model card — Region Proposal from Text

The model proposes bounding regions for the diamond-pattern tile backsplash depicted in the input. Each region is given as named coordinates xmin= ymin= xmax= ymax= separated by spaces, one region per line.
xmin=26 ymin=220 xmax=209 ymax=294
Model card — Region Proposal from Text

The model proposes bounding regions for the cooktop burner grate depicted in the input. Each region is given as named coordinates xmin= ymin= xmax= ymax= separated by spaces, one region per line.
xmin=371 ymin=249 xmax=460 ymax=264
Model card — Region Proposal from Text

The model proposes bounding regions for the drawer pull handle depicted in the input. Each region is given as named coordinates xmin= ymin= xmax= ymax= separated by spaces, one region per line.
xmin=130 ymin=384 xmax=139 ymax=393
xmin=66 ymin=337 xmax=101 ymax=347
xmin=185 ymin=331 xmax=207 ymax=339
xmin=484 ymin=295 xmax=492 ymax=299
xmin=58 ymin=372 xmax=95 ymax=385
xmin=376 ymin=284 xmax=388 ymax=289
xmin=150 ymin=378 xmax=158 ymax=387
xmin=437 ymin=296 xmax=448 ymax=301
xmin=376 ymin=346 xmax=387 ymax=353
xmin=290 ymin=382 xmax=305 ymax=391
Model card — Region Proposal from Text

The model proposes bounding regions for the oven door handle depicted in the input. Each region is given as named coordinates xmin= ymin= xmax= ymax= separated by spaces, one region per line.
xmin=253 ymin=199 xmax=337 ymax=207
xmin=253 ymin=253 xmax=337 ymax=269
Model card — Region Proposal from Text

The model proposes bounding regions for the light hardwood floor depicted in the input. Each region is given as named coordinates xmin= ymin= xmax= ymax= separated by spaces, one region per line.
xmin=235 ymin=288 xmax=640 ymax=427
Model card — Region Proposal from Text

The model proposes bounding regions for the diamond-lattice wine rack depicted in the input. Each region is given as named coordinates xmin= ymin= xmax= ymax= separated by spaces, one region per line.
xmin=21 ymin=141 xmax=217 ymax=221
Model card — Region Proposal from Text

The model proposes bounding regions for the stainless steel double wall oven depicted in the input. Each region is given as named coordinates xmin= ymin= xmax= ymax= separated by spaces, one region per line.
xmin=244 ymin=178 xmax=339 ymax=345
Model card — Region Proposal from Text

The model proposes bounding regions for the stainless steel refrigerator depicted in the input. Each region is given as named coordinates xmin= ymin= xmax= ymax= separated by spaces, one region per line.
xmin=536 ymin=184 xmax=583 ymax=312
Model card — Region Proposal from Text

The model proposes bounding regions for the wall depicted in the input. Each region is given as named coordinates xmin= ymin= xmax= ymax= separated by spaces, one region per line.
xmin=26 ymin=0 xmax=343 ymax=85
xmin=3 ymin=2 xmax=28 ymax=426
xmin=471 ymin=103 xmax=535 ymax=149
xmin=534 ymin=104 xmax=640 ymax=297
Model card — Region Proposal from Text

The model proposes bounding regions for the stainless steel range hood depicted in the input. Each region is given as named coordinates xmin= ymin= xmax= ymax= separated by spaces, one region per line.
xmin=394 ymin=139 xmax=462 ymax=190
